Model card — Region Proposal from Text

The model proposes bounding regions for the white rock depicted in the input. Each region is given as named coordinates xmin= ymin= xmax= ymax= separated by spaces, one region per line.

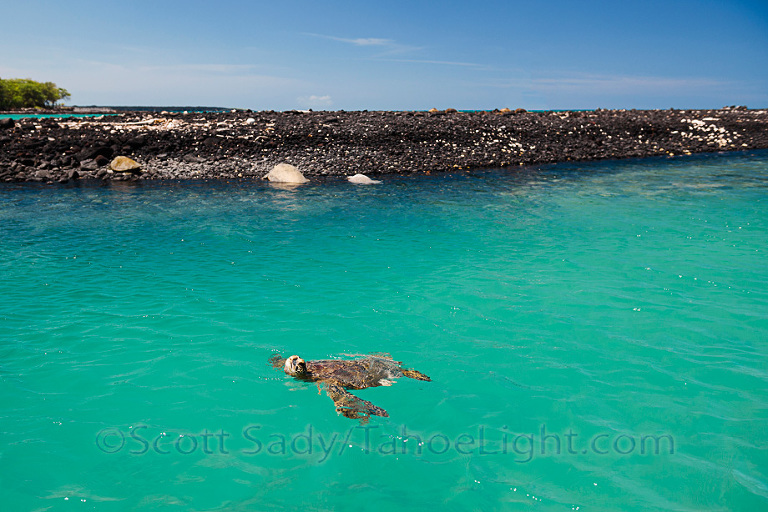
xmin=264 ymin=163 xmax=309 ymax=183
xmin=347 ymin=173 xmax=381 ymax=184
xmin=245 ymin=118 xmax=256 ymax=125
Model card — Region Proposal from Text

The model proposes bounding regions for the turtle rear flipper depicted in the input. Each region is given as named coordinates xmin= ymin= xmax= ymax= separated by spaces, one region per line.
xmin=325 ymin=383 xmax=389 ymax=419
xmin=402 ymin=369 xmax=431 ymax=381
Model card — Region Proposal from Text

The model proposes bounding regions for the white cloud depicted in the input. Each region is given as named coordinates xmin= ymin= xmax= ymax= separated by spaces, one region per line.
xmin=303 ymin=33 xmax=421 ymax=55
xmin=298 ymin=95 xmax=333 ymax=107
xmin=376 ymin=58 xmax=487 ymax=68
xmin=332 ymin=37 xmax=394 ymax=46
xmin=303 ymin=33 xmax=393 ymax=46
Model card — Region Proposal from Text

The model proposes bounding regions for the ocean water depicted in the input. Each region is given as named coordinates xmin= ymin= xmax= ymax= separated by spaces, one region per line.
xmin=0 ymin=114 xmax=117 ymax=120
xmin=1 ymin=151 xmax=767 ymax=511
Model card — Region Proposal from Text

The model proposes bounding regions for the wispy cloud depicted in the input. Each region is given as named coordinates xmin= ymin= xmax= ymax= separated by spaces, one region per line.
xmin=303 ymin=33 xmax=421 ymax=55
xmin=146 ymin=63 xmax=262 ymax=74
xmin=298 ymin=94 xmax=333 ymax=107
xmin=326 ymin=36 xmax=394 ymax=47
xmin=54 ymin=59 xmax=305 ymax=106
xmin=375 ymin=58 xmax=488 ymax=69
xmin=0 ymin=65 xmax=33 ymax=77
xmin=70 ymin=60 xmax=277 ymax=78
xmin=82 ymin=60 xmax=294 ymax=80
xmin=489 ymin=73 xmax=730 ymax=94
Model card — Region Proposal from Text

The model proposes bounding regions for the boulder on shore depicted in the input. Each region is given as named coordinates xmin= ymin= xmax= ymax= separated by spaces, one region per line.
xmin=347 ymin=173 xmax=381 ymax=184
xmin=79 ymin=159 xmax=99 ymax=171
xmin=109 ymin=156 xmax=142 ymax=173
xmin=263 ymin=163 xmax=309 ymax=183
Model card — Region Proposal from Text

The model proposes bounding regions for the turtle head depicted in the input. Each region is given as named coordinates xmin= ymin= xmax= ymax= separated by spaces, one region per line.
xmin=284 ymin=355 xmax=308 ymax=376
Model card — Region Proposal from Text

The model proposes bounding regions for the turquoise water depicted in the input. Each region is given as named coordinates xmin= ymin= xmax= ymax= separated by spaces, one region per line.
xmin=2 ymin=151 xmax=767 ymax=511
xmin=0 ymin=113 xmax=116 ymax=120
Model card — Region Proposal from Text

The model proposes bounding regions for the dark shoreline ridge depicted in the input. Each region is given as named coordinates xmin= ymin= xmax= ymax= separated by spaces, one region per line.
xmin=1 ymin=108 xmax=767 ymax=183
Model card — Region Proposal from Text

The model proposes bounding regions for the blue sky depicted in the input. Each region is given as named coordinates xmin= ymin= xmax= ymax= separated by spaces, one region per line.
xmin=2 ymin=0 xmax=767 ymax=110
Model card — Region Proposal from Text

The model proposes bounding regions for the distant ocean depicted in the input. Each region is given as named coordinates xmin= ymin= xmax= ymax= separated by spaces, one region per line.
xmin=1 ymin=107 xmax=581 ymax=119
xmin=0 ymin=113 xmax=116 ymax=120
xmin=0 ymin=106 xmax=230 ymax=120
xmin=1 ymin=150 xmax=767 ymax=510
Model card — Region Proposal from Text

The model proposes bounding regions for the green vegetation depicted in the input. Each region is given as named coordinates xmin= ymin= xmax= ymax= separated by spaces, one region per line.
xmin=0 ymin=78 xmax=70 ymax=110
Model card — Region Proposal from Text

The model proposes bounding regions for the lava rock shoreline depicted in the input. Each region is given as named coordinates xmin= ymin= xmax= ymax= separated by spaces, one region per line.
xmin=1 ymin=108 xmax=767 ymax=184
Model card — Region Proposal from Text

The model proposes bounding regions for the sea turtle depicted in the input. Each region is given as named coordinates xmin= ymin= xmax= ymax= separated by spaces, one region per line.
xmin=269 ymin=353 xmax=431 ymax=420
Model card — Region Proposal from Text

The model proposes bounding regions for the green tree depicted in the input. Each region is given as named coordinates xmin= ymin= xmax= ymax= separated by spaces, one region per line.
xmin=0 ymin=78 xmax=70 ymax=109
xmin=19 ymin=80 xmax=46 ymax=107
xmin=41 ymin=81 xmax=70 ymax=107
xmin=0 ymin=79 xmax=8 ymax=110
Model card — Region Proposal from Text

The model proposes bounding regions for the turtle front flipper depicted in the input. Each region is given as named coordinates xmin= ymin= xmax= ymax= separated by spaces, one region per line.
xmin=402 ymin=369 xmax=431 ymax=381
xmin=268 ymin=353 xmax=286 ymax=369
xmin=325 ymin=383 xmax=389 ymax=419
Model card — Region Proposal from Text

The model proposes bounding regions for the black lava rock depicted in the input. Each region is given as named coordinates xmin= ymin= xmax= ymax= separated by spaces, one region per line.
xmin=1 ymin=108 xmax=767 ymax=182
xmin=78 ymin=146 xmax=114 ymax=162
